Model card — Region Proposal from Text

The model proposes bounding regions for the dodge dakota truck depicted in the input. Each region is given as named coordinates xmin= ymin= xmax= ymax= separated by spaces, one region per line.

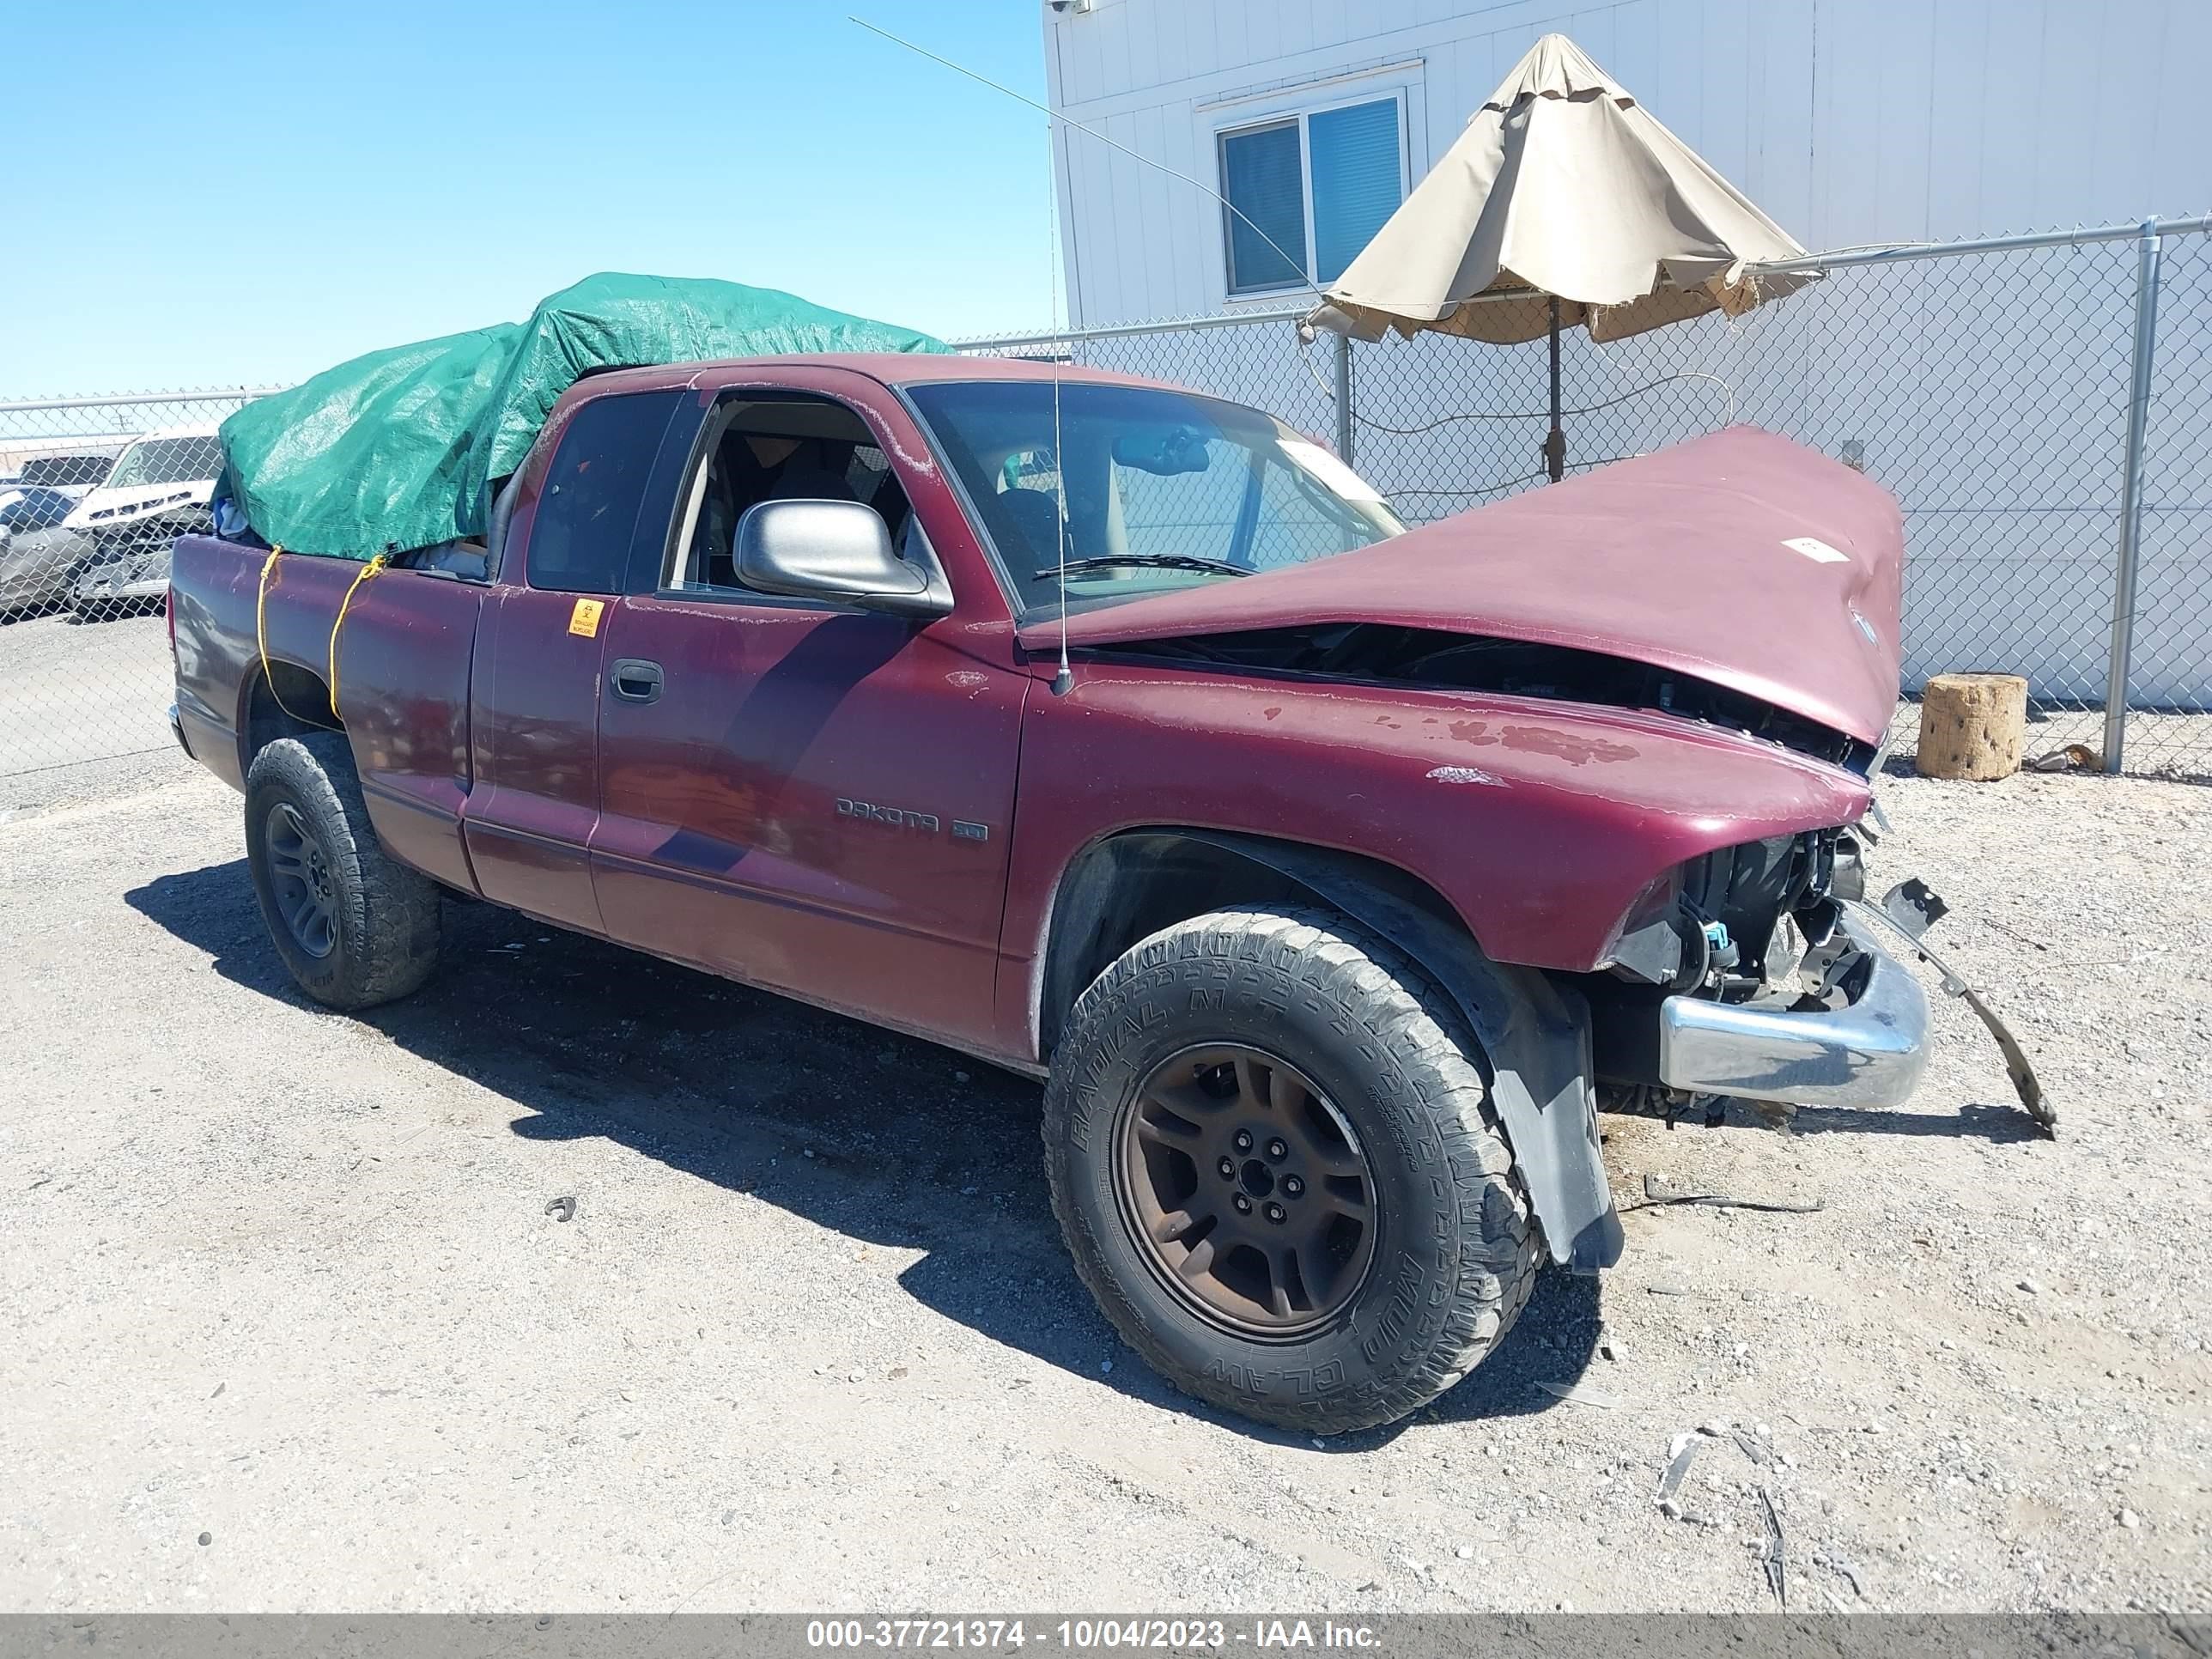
xmin=167 ymin=354 xmax=2022 ymax=1433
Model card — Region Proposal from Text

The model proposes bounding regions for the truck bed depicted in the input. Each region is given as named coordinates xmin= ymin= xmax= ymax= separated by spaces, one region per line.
xmin=171 ymin=533 xmax=488 ymax=894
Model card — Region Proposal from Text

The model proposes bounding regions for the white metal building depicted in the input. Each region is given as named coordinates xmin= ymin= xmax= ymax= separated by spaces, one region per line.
xmin=1043 ymin=0 xmax=2211 ymax=328
xmin=1036 ymin=0 xmax=2212 ymax=733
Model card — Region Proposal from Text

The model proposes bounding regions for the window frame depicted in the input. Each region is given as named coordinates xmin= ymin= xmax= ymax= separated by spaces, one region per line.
xmin=653 ymin=386 xmax=950 ymax=614
xmin=898 ymin=376 xmax=1404 ymax=626
xmin=516 ymin=386 xmax=689 ymax=596
xmin=1214 ymin=88 xmax=1412 ymax=301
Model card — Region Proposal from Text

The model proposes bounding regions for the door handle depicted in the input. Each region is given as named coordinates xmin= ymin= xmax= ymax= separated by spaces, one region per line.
xmin=610 ymin=658 xmax=664 ymax=704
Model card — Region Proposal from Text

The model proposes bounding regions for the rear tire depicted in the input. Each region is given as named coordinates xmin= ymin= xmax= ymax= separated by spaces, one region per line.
xmin=244 ymin=732 xmax=441 ymax=1010
xmin=1043 ymin=904 xmax=1538 ymax=1434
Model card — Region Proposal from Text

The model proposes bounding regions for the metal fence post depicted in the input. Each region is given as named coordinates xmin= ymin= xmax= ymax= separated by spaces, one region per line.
xmin=2102 ymin=216 xmax=2164 ymax=773
xmin=1333 ymin=331 xmax=1355 ymax=467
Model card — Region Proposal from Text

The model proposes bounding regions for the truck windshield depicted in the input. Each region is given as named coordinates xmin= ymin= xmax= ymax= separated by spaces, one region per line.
xmin=907 ymin=380 xmax=1403 ymax=618
xmin=106 ymin=435 xmax=223 ymax=490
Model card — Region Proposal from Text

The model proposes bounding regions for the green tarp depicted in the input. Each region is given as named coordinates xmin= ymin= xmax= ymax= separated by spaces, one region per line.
xmin=218 ymin=272 xmax=950 ymax=560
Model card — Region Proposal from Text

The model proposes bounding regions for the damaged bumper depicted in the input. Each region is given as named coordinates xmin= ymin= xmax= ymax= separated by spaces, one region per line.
xmin=1656 ymin=916 xmax=1929 ymax=1109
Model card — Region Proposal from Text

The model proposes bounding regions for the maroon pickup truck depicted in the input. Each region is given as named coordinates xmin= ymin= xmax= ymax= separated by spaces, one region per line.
xmin=167 ymin=353 xmax=1984 ymax=1432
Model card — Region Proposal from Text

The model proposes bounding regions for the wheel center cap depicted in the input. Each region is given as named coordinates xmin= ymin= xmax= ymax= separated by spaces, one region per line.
xmin=1238 ymin=1158 xmax=1275 ymax=1199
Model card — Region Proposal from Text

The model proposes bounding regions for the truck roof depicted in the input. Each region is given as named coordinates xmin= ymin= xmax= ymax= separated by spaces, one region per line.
xmin=568 ymin=352 xmax=1177 ymax=403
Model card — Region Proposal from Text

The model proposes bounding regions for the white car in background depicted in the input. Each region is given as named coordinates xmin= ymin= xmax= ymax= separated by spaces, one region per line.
xmin=63 ymin=423 xmax=225 ymax=618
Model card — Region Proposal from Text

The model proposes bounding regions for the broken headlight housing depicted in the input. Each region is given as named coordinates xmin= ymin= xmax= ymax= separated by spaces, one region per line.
xmin=1610 ymin=827 xmax=1856 ymax=1000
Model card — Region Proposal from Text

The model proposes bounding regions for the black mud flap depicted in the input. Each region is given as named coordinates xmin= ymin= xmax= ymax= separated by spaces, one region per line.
xmin=1852 ymin=888 xmax=2057 ymax=1137
xmin=1182 ymin=833 xmax=1625 ymax=1273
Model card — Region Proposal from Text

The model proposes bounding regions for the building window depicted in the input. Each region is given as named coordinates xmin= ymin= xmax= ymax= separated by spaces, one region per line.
xmin=1218 ymin=95 xmax=1405 ymax=295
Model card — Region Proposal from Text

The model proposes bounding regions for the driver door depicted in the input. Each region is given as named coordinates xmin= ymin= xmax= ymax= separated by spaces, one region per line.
xmin=587 ymin=385 xmax=1028 ymax=1055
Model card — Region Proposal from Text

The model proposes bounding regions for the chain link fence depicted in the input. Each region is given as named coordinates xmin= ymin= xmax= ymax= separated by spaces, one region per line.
xmin=963 ymin=217 xmax=2212 ymax=779
xmin=0 ymin=389 xmax=273 ymax=781
xmin=1346 ymin=229 xmax=2160 ymax=766
xmin=2135 ymin=227 xmax=2212 ymax=769
xmin=3 ymin=220 xmax=2206 ymax=784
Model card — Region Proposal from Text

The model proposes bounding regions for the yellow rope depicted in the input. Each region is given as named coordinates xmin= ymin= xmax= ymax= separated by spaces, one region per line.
xmin=326 ymin=553 xmax=388 ymax=720
xmin=254 ymin=545 xmax=307 ymax=723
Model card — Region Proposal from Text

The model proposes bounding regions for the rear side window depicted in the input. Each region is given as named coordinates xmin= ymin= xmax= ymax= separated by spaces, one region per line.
xmin=526 ymin=389 xmax=684 ymax=593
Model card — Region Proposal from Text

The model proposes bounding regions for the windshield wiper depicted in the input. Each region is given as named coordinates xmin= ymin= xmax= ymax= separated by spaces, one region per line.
xmin=1032 ymin=554 xmax=1250 ymax=579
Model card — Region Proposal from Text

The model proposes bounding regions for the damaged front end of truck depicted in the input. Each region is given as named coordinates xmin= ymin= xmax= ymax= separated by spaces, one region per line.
xmin=1034 ymin=427 xmax=2056 ymax=1234
xmin=1588 ymin=802 xmax=2053 ymax=1136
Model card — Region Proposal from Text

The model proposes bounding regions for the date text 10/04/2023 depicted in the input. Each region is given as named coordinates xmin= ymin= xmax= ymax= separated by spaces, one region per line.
xmin=805 ymin=1621 xmax=1383 ymax=1650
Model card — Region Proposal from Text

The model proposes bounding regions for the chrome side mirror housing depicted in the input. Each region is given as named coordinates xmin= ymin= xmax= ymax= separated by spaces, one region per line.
xmin=733 ymin=500 xmax=951 ymax=620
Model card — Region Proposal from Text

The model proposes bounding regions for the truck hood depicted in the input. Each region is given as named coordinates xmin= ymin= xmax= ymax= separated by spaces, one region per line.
xmin=1031 ymin=427 xmax=1904 ymax=746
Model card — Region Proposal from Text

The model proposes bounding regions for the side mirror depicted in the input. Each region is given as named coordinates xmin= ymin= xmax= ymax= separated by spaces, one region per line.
xmin=733 ymin=499 xmax=951 ymax=620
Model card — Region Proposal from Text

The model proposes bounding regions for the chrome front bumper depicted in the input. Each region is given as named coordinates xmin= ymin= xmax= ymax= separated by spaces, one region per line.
xmin=1656 ymin=918 xmax=1929 ymax=1109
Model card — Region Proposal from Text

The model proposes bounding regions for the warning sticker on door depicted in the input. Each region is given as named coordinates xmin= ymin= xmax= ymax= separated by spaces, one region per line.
xmin=1783 ymin=536 xmax=1850 ymax=564
xmin=568 ymin=598 xmax=605 ymax=637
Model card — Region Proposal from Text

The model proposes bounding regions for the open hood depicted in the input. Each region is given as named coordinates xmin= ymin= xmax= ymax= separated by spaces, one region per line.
xmin=1030 ymin=427 xmax=1904 ymax=747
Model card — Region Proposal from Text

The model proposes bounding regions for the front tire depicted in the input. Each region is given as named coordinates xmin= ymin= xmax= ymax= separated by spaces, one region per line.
xmin=244 ymin=732 xmax=441 ymax=1010
xmin=1043 ymin=905 xmax=1539 ymax=1434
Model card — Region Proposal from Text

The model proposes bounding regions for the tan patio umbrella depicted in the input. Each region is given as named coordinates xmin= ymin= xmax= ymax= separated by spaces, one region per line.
xmin=1302 ymin=33 xmax=1810 ymax=481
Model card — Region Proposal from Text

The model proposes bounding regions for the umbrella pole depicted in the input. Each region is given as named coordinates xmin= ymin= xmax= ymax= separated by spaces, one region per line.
xmin=1544 ymin=296 xmax=1566 ymax=483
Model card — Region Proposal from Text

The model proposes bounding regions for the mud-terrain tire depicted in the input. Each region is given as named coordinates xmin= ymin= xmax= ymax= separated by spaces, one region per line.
xmin=244 ymin=732 xmax=441 ymax=1011
xmin=1042 ymin=905 xmax=1539 ymax=1434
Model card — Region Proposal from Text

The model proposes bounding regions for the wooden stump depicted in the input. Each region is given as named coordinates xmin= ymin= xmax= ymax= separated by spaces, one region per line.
xmin=1916 ymin=673 xmax=2029 ymax=780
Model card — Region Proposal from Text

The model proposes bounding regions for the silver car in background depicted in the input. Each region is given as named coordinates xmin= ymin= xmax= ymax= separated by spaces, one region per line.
xmin=0 ymin=484 xmax=98 ymax=618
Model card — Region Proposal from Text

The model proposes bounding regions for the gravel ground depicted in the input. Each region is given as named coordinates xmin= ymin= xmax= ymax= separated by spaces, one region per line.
xmin=0 ymin=760 xmax=2206 ymax=1614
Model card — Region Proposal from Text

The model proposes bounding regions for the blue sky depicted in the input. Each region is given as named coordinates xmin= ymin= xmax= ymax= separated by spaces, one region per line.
xmin=3 ymin=1 xmax=1059 ymax=394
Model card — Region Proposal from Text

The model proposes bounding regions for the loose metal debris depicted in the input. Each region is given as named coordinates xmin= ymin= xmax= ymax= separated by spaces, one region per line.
xmin=1658 ymin=1432 xmax=1701 ymax=1499
xmin=1758 ymin=1487 xmax=1789 ymax=1607
xmin=1633 ymin=1172 xmax=1826 ymax=1214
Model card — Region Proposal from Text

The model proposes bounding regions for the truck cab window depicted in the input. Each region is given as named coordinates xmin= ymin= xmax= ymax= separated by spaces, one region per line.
xmin=670 ymin=395 xmax=914 ymax=592
xmin=526 ymin=388 xmax=684 ymax=593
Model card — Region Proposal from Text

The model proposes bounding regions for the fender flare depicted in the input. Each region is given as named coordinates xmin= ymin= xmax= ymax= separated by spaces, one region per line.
xmin=1180 ymin=830 xmax=1625 ymax=1273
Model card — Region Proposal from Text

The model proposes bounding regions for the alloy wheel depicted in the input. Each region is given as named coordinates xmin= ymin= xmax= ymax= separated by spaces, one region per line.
xmin=264 ymin=800 xmax=339 ymax=959
xmin=1114 ymin=1044 xmax=1379 ymax=1339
